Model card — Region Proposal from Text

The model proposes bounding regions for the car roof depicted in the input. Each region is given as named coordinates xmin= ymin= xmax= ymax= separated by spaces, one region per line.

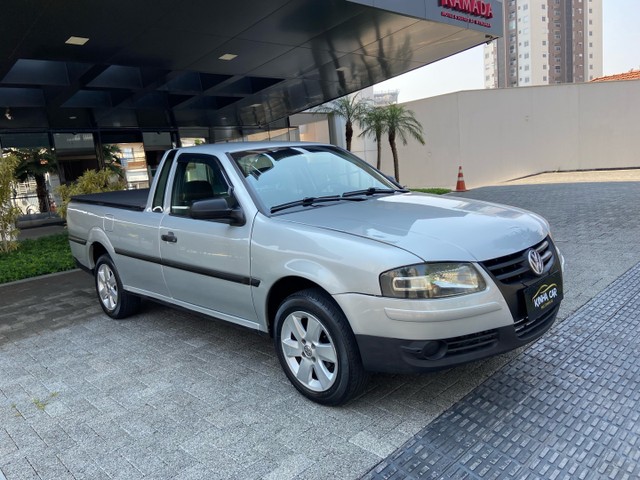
xmin=175 ymin=141 xmax=331 ymax=156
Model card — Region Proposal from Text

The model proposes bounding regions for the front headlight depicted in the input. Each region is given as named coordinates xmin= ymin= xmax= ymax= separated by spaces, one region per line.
xmin=380 ymin=263 xmax=487 ymax=299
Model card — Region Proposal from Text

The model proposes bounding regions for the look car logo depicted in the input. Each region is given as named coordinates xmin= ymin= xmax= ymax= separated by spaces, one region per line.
xmin=531 ymin=283 xmax=559 ymax=310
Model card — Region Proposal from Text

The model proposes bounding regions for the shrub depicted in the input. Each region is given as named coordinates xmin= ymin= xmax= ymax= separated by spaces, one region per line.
xmin=0 ymin=153 xmax=21 ymax=253
xmin=57 ymin=169 xmax=126 ymax=219
xmin=0 ymin=233 xmax=75 ymax=284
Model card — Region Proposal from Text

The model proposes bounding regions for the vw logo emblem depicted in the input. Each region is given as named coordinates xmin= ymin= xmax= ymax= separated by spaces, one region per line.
xmin=527 ymin=249 xmax=545 ymax=276
xmin=303 ymin=344 xmax=313 ymax=358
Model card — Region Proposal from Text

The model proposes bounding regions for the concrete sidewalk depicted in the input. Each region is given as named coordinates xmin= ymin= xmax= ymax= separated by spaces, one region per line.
xmin=15 ymin=214 xmax=66 ymax=241
xmin=17 ymin=225 xmax=66 ymax=242
xmin=1 ymin=176 xmax=640 ymax=479
xmin=499 ymin=168 xmax=640 ymax=186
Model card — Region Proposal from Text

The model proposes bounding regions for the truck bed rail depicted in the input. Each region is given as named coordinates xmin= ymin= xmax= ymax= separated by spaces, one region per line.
xmin=71 ymin=189 xmax=150 ymax=211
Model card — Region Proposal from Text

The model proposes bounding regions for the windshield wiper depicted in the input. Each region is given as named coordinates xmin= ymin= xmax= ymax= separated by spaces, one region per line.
xmin=341 ymin=187 xmax=408 ymax=198
xmin=271 ymin=195 xmax=352 ymax=213
xmin=270 ymin=188 xmax=407 ymax=213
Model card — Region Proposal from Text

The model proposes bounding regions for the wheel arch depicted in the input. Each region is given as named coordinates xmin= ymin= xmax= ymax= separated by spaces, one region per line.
xmin=269 ymin=280 xmax=369 ymax=405
xmin=266 ymin=277 xmax=333 ymax=337
xmin=89 ymin=242 xmax=109 ymax=269
xmin=85 ymin=227 xmax=116 ymax=270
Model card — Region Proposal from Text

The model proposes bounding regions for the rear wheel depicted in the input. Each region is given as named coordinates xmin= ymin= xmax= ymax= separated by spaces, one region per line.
xmin=274 ymin=288 xmax=368 ymax=405
xmin=95 ymin=254 xmax=140 ymax=319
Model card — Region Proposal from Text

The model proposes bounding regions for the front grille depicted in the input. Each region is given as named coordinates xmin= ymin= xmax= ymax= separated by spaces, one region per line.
xmin=481 ymin=237 xmax=561 ymax=335
xmin=514 ymin=304 xmax=558 ymax=339
xmin=444 ymin=329 xmax=499 ymax=357
xmin=482 ymin=237 xmax=555 ymax=285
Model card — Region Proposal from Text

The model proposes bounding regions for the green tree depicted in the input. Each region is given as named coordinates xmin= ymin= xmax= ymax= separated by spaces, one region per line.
xmin=9 ymin=148 xmax=58 ymax=213
xmin=57 ymin=169 xmax=126 ymax=220
xmin=384 ymin=104 xmax=425 ymax=183
xmin=101 ymin=144 xmax=125 ymax=179
xmin=359 ymin=105 xmax=388 ymax=170
xmin=313 ymin=94 xmax=369 ymax=151
xmin=0 ymin=153 xmax=21 ymax=253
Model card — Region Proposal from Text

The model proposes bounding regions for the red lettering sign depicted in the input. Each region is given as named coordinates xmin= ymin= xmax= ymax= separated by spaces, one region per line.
xmin=440 ymin=0 xmax=493 ymax=19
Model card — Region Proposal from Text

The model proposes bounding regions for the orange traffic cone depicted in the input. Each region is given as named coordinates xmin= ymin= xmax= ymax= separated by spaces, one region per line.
xmin=455 ymin=166 xmax=467 ymax=192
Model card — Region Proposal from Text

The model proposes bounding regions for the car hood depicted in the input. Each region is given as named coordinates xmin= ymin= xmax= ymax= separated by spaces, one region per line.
xmin=279 ymin=193 xmax=549 ymax=262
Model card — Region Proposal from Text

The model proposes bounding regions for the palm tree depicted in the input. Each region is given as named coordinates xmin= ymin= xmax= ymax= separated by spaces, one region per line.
xmin=359 ymin=105 xmax=388 ymax=170
xmin=101 ymin=144 xmax=125 ymax=179
xmin=10 ymin=148 xmax=58 ymax=213
xmin=384 ymin=104 xmax=425 ymax=183
xmin=313 ymin=94 xmax=369 ymax=151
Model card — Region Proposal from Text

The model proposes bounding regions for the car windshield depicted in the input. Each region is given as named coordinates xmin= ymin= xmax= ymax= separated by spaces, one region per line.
xmin=229 ymin=145 xmax=399 ymax=212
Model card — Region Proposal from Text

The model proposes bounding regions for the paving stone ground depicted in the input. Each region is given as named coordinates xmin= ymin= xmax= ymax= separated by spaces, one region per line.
xmin=365 ymin=259 xmax=640 ymax=479
xmin=0 ymin=273 xmax=515 ymax=480
xmin=1 ymin=174 xmax=639 ymax=479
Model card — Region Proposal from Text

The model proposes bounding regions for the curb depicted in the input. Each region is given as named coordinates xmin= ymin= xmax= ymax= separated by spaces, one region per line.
xmin=0 ymin=269 xmax=82 ymax=288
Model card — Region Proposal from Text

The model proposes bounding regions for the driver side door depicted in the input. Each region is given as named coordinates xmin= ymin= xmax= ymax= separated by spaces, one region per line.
xmin=159 ymin=152 xmax=258 ymax=327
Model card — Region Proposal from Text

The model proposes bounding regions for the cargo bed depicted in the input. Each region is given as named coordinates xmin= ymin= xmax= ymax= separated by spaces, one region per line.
xmin=71 ymin=189 xmax=150 ymax=211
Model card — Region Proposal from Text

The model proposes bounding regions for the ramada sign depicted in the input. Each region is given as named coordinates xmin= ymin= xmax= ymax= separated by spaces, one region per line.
xmin=439 ymin=0 xmax=494 ymax=19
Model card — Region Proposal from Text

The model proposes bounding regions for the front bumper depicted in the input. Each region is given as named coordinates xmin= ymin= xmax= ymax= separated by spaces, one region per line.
xmin=333 ymin=266 xmax=515 ymax=341
xmin=334 ymin=239 xmax=564 ymax=374
xmin=333 ymin=271 xmax=518 ymax=373
xmin=355 ymin=304 xmax=559 ymax=373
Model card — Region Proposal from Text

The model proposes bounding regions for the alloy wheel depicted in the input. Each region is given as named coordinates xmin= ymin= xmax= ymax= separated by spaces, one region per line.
xmin=280 ymin=311 xmax=338 ymax=392
xmin=97 ymin=263 xmax=118 ymax=312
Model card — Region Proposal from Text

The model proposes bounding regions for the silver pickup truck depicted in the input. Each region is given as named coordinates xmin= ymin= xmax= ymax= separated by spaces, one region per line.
xmin=67 ymin=142 xmax=564 ymax=405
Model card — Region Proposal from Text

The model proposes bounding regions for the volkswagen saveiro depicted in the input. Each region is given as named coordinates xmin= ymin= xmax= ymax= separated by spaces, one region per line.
xmin=67 ymin=142 xmax=564 ymax=405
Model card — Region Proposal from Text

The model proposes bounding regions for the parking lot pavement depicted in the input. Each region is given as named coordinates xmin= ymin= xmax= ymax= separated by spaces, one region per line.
xmin=1 ymin=178 xmax=639 ymax=479
xmin=2 ymin=271 xmax=501 ymax=479
xmin=455 ymin=180 xmax=640 ymax=322
xmin=365 ymin=254 xmax=640 ymax=479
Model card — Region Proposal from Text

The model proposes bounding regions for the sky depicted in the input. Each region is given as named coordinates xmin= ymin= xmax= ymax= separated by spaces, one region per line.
xmin=374 ymin=1 xmax=640 ymax=103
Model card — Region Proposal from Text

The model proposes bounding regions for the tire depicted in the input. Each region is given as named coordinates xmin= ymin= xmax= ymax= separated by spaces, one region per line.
xmin=95 ymin=254 xmax=140 ymax=319
xmin=274 ymin=288 xmax=368 ymax=406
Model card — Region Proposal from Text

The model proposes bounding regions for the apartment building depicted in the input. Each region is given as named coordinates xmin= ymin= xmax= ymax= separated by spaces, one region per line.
xmin=485 ymin=0 xmax=602 ymax=88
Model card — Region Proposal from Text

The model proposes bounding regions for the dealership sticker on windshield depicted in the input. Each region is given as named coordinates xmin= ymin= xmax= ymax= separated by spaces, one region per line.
xmin=524 ymin=271 xmax=563 ymax=321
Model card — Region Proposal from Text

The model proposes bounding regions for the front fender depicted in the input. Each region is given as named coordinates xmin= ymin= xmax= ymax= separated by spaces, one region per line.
xmin=250 ymin=214 xmax=422 ymax=327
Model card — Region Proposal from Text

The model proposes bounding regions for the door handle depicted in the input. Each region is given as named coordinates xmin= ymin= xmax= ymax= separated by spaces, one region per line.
xmin=161 ymin=232 xmax=177 ymax=243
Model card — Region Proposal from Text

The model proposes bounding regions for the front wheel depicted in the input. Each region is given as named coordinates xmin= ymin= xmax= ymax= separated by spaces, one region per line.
xmin=274 ymin=288 xmax=368 ymax=406
xmin=95 ymin=254 xmax=140 ymax=319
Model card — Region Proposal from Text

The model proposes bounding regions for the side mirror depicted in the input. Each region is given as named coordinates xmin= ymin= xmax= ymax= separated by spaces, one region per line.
xmin=190 ymin=197 xmax=245 ymax=226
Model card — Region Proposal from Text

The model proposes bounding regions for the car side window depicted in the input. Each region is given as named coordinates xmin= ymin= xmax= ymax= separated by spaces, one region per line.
xmin=170 ymin=154 xmax=229 ymax=217
xmin=151 ymin=150 xmax=177 ymax=212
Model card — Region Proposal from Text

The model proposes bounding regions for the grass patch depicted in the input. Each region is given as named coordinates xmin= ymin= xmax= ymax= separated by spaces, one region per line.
xmin=32 ymin=392 xmax=59 ymax=412
xmin=0 ymin=233 xmax=75 ymax=284
xmin=411 ymin=188 xmax=452 ymax=195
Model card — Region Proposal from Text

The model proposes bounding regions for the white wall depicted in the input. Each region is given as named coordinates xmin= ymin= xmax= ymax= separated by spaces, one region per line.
xmin=356 ymin=80 xmax=640 ymax=189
